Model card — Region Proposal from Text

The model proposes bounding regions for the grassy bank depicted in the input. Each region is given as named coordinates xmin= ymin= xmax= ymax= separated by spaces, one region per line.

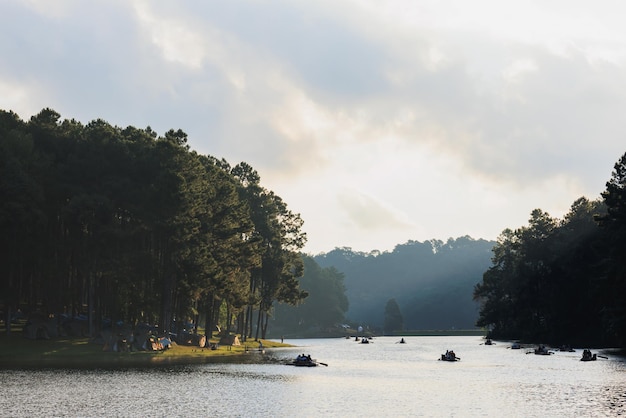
xmin=0 ymin=332 xmax=289 ymax=369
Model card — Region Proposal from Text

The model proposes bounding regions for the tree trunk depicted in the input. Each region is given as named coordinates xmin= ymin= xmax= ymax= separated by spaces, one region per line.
xmin=236 ymin=311 xmax=244 ymax=336
xmin=243 ymin=304 xmax=254 ymax=342
xmin=5 ymin=306 xmax=11 ymax=336
xmin=261 ymin=310 xmax=269 ymax=339
xmin=254 ymin=308 xmax=262 ymax=341
xmin=160 ymin=274 xmax=174 ymax=336
xmin=211 ymin=299 xmax=221 ymax=336
xmin=204 ymin=293 xmax=214 ymax=338
xmin=88 ymin=272 xmax=95 ymax=337
xmin=225 ymin=303 xmax=232 ymax=333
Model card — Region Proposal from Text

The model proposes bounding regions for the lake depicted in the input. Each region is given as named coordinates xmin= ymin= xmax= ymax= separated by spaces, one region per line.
xmin=1 ymin=336 xmax=624 ymax=417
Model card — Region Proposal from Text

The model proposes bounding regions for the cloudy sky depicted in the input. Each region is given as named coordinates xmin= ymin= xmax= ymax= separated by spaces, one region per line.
xmin=2 ymin=1 xmax=625 ymax=254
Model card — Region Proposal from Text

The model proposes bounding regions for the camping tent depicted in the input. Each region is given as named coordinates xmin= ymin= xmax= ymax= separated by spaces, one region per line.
xmin=218 ymin=334 xmax=241 ymax=346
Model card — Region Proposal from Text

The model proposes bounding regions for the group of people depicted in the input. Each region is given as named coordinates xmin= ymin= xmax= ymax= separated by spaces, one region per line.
xmin=296 ymin=354 xmax=312 ymax=362
xmin=581 ymin=349 xmax=596 ymax=361
xmin=443 ymin=349 xmax=457 ymax=361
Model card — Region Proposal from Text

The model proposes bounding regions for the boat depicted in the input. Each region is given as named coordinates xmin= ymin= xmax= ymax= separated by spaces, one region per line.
xmin=484 ymin=339 xmax=493 ymax=345
xmin=286 ymin=354 xmax=328 ymax=367
xmin=510 ymin=343 xmax=521 ymax=349
xmin=533 ymin=346 xmax=552 ymax=355
xmin=361 ymin=338 xmax=370 ymax=344
xmin=440 ymin=350 xmax=459 ymax=362
xmin=289 ymin=355 xmax=317 ymax=367
xmin=524 ymin=344 xmax=552 ymax=355
xmin=580 ymin=349 xmax=597 ymax=362
xmin=288 ymin=354 xmax=327 ymax=367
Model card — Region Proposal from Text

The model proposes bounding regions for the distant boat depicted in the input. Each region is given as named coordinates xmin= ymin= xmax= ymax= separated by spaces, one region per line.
xmin=533 ymin=346 xmax=552 ymax=355
xmin=288 ymin=355 xmax=327 ymax=367
xmin=439 ymin=351 xmax=459 ymax=361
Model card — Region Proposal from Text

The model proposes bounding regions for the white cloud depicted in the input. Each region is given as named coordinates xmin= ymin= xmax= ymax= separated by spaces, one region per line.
xmin=133 ymin=1 xmax=207 ymax=70
xmin=2 ymin=0 xmax=625 ymax=254
xmin=0 ymin=80 xmax=34 ymax=118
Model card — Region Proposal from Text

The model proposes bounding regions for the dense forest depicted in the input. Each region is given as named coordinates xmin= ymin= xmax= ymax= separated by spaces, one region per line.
xmin=314 ymin=237 xmax=495 ymax=332
xmin=0 ymin=108 xmax=309 ymax=342
xmin=473 ymin=152 xmax=626 ymax=348
xmin=2 ymin=107 xmax=625 ymax=349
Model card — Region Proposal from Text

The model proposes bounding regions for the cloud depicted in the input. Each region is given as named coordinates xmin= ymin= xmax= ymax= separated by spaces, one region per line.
xmin=2 ymin=0 xmax=626 ymax=254
xmin=338 ymin=188 xmax=414 ymax=230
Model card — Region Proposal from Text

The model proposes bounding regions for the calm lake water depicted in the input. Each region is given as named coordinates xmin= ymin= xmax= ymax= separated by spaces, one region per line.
xmin=1 ymin=336 xmax=625 ymax=417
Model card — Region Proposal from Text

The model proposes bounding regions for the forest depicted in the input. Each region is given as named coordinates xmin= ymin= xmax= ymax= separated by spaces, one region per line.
xmin=2 ymin=107 xmax=625 ymax=349
xmin=473 ymin=153 xmax=626 ymax=348
xmin=313 ymin=237 xmax=494 ymax=332
xmin=0 ymin=108 xmax=309 ymax=342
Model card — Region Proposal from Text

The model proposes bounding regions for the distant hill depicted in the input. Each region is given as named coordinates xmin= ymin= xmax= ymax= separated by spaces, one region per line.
xmin=314 ymin=236 xmax=495 ymax=330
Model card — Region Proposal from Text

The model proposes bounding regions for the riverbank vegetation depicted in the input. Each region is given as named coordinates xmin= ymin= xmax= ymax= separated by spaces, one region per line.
xmin=0 ymin=108 xmax=308 ymax=343
xmin=0 ymin=326 xmax=288 ymax=368
xmin=473 ymin=152 xmax=626 ymax=349
xmin=2 ymin=107 xmax=624 ymax=352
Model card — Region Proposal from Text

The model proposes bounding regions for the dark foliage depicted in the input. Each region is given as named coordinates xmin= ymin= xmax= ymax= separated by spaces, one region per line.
xmin=474 ymin=152 xmax=626 ymax=348
xmin=0 ymin=108 xmax=307 ymax=340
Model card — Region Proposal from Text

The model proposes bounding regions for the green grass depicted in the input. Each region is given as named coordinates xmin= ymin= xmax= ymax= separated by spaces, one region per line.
xmin=0 ymin=328 xmax=290 ymax=369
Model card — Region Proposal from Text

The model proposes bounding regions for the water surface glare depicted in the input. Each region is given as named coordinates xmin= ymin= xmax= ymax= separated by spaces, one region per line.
xmin=1 ymin=336 xmax=624 ymax=417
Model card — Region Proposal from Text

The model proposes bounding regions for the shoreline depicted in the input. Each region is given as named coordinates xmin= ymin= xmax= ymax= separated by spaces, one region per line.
xmin=0 ymin=333 xmax=289 ymax=369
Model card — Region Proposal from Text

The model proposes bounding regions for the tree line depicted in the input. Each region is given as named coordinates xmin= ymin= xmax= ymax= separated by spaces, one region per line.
xmin=473 ymin=152 xmax=626 ymax=348
xmin=315 ymin=237 xmax=494 ymax=331
xmin=0 ymin=108 xmax=309 ymax=341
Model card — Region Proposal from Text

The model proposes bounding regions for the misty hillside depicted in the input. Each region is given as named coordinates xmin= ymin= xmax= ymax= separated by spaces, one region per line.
xmin=314 ymin=236 xmax=495 ymax=330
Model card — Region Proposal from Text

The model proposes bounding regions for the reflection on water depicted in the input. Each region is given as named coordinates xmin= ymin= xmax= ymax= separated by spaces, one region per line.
xmin=1 ymin=336 xmax=624 ymax=417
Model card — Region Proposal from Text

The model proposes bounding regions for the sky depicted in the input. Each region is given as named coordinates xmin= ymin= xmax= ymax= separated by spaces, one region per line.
xmin=2 ymin=0 xmax=626 ymax=255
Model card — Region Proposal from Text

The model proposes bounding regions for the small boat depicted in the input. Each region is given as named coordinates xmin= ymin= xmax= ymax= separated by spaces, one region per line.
xmin=440 ymin=350 xmax=459 ymax=362
xmin=288 ymin=355 xmax=327 ymax=367
xmin=361 ymin=338 xmax=370 ymax=344
xmin=580 ymin=349 xmax=597 ymax=362
xmin=559 ymin=345 xmax=575 ymax=352
xmin=291 ymin=357 xmax=318 ymax=367
xmin=533 ymin=346 xmax=552 ymax=355
xmin=484 ymin=339 xmax=493 ymax=345
xmin=510 ymin=343 xmax=521 ymax=349
xmin=398 ymin=338 xmax=406 ymax=344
